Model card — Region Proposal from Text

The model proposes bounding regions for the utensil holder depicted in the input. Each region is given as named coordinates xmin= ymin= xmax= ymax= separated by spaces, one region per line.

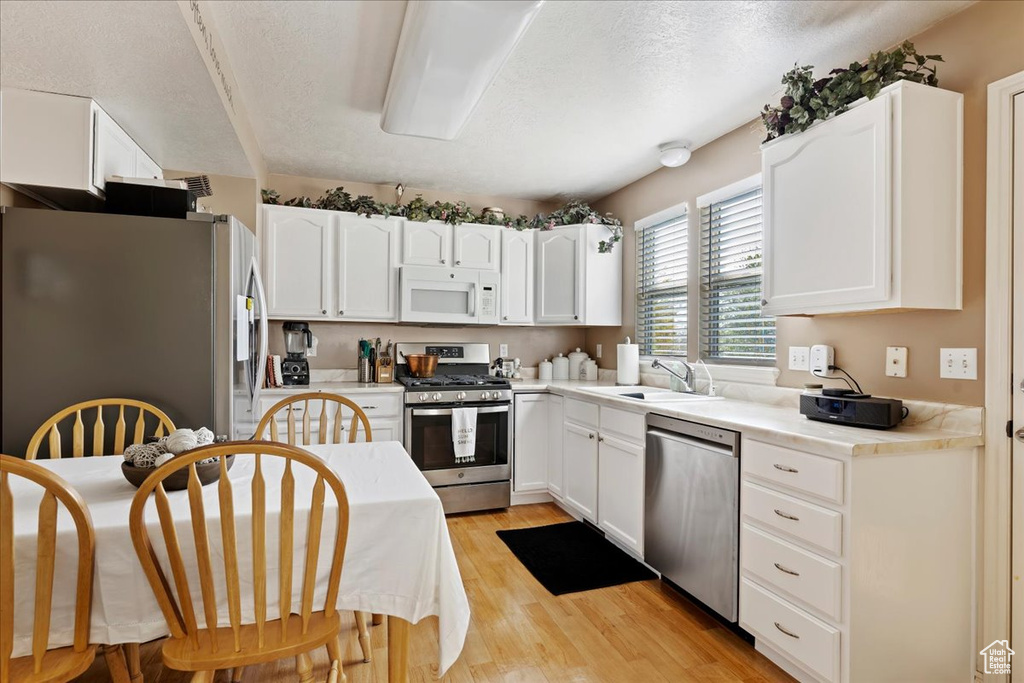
xmin=358 ymin=357 xmax=371 ymax=383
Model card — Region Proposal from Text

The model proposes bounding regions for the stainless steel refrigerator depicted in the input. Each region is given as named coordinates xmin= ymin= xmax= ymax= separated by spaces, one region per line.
xmin=1 ymin=207 xmax=269 ymax=456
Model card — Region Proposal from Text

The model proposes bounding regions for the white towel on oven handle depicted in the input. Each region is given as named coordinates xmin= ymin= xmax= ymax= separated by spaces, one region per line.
xmin=451 ymin=407 xmax=477 ymax=463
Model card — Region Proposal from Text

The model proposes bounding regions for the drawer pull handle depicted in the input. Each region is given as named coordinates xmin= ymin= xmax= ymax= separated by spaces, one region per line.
xmin=360 ymin=405 xmax=377 ymax=410
xmin=589 ymin=433 xmax=595 ymax=439
xmin=774 ymin=562 xmax=800 ymax=577
xmin=773 ymin=463 xmax=799 ymax=473
xmin=774 ymin=509 xmax=800 ymax=522
xmin=774 ymin=622 xmax=800 ymax=639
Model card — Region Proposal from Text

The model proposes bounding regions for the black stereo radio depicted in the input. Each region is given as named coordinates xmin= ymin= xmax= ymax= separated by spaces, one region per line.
xmin=799 ymin=393 xmax=904 ymax=430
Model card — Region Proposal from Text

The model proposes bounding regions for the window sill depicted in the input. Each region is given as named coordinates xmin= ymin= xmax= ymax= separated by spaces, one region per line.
xmin=640 ymin=359 xmax=779 ymax=386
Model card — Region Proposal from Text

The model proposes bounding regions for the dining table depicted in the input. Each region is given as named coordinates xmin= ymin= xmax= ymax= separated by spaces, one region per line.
xmin=7 ymin=441 xmax=471 ymax=682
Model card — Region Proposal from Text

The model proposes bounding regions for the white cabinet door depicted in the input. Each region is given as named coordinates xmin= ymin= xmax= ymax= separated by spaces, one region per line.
xmin=536 ymin=228 xmax=581 ymax=324
xmin=362 ymin=418 xmax=402 ymax=443
xmin=402 ymin=222 xmax=452 ymax=266
xmin=564 ymin=421 xmax=598 ymax=522
xmin=262 ymin=205 xmax=332 ymax=318
xmin=500 ymin=229 xmax=534 ymax=324
xmin=453 ymin=224 xmax=500 ymax=270
xmin=762 ymin=94 xmax=891 ymax=314
xmin=92 ymin=107 xmax=136 ymax=191
xmin=598 ymin=433 xmax=644 ymax=555
xmin=547 ymin=395 xmax=564 ymax=499
xmin=134 ymin=147 xmax=162 ymax=180
xmin=513 ymin=394 xmax=549 ymax=493
xmin=336 ymin=215 xmax=399 ymax=321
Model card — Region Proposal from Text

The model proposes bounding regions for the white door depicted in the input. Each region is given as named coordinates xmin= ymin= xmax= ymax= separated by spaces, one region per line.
xmin=134 ymin=148 xmax=162 ymax=180
xmin=598 ymin=434 xmax=644 ymax=555
xmin=1012 ymin=90 xmax=1024 ymax=683
xmin=761 ymin=94 xmax=892 ymax=314
xmin=262 ymin=205 xmax=332 ymax=318
xmin=402 ymin=222 xmax=452 ymax=266
xmin=454 ymin=224 xmax=500 ymax=270
xmin=548 ymin=395 xmax=564 ymax=499
xmin=92 ymin=107 xmax=136 ymax=191
xmin=501 ymin=229 xmax=534 ymax=324
xmin=536 ymin=228 xmax=581 ymax=324
xmin=336 ymin=215 xmax=399 ymax=321
xmin=513 ymin=394 xmax=549 ymax=492
xmin=564 ymin=421 xmax=598 ymax=522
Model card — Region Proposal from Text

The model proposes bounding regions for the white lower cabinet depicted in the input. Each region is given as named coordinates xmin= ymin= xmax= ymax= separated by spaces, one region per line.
xmin=739 ymin=437 xmax=975 ymax=683
xmin=253 ymin=391 xmax=403 ymax=444
xmin=563 ymin=421 xmax=598 ymax=522
xmin=513 ymin=394 xmax=550 ymax=493
xmin=597 ymin=432 xmax=644 ymax=555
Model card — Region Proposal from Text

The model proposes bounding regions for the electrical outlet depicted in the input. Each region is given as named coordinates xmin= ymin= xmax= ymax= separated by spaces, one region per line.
xmin=885 ymin=346 xmax=907 ymax=378
xmin=788 ymin=346 xmax=810 ymax=371
xmin=940 ymin=348 xmax=977 ymax=380
xmin=596 ymin=344 xmax=602 ymax=359
xmin=499 ymin=343 xmax=508 ymax=358
xmin=307 ymin=335 xmax=318 ymax=358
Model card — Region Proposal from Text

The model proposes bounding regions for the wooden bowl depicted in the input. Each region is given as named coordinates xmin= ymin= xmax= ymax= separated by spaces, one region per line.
xmin=121 ymin=455 xmax=234 ymax=491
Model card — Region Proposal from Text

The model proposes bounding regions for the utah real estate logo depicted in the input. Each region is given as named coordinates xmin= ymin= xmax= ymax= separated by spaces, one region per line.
xmin=981 ymin=640 xmax=1014 ymax=675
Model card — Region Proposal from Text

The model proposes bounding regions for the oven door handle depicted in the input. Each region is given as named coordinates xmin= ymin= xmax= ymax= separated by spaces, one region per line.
xmin=411 ymin=405 xmax=509 ymax=417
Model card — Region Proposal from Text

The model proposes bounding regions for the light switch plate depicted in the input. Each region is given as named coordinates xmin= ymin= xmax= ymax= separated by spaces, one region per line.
xmin=498 ymin=343 xmax=509 ymax=358
xmin=307 ymin=335 xmax=318 ymax=358
xmin=940 ymin=348 xmax=977 ymax=380
xmin=788 ymin=346 xmax=810 ymax=371
xmin=885 ymin=346 xmax=907 ymax=377
xmin=596 ymin=344 xmax=602 ymax=359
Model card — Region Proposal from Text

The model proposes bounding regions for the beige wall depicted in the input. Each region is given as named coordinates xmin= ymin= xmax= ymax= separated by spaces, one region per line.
xmin=0 ymin=184 xmax=49 ymax=209
xmin=588 ymin=0 xmax=1024 ymax=406
xmin=164 ymin=170 xmax=259 ymax=232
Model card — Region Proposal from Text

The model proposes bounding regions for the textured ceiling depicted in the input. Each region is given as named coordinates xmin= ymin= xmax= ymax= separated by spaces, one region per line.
xmin=0 ymin=0 xmax=252 ymax=176
xmin=0 ymin=1 xmax=971 ymax=200
xmin=211 ymin=0 xmax=971 ymax=201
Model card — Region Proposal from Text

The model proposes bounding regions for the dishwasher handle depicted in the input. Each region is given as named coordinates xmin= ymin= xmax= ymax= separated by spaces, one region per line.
xmin=646 ymin=427 xmax=737 ymax=458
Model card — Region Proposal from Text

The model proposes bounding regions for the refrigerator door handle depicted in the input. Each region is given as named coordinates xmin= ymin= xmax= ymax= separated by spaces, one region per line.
xmin=249 ymin=257 xmax=269 ymax=411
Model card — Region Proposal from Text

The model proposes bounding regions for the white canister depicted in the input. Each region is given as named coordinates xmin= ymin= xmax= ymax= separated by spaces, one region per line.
xmin=538 ymin=358 xmax=553 ymax=381
xmin=568 ymin=347 xmax=589 ymax=379
xmin=583 ymin=359 xmax=599 ymax=381
xmin=552 ymin=353 xmax=570 ymax=381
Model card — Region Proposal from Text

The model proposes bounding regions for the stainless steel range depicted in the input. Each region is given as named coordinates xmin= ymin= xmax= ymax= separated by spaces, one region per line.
xmin=396 ymin=342 xmax=511 ymax=514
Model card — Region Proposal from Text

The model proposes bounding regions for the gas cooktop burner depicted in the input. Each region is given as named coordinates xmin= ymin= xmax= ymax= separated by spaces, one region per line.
xmin=398 ymin=374 xmax=510 ymax=389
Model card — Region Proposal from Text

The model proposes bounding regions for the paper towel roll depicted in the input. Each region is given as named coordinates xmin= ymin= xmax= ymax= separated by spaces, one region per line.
xmin=617 ymin=341 xmax=639 ymax=385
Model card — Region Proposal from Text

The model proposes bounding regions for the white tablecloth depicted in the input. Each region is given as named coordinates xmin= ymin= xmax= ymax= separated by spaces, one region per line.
xmin=9 ymin=442 xmax=470 ymax=674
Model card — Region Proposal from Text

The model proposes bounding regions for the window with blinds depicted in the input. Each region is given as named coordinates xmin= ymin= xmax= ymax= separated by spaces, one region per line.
xmin=636 ymin=212 xmax=688 ymax=357
xmin=699 ymin=186 xmax=776 ymax=364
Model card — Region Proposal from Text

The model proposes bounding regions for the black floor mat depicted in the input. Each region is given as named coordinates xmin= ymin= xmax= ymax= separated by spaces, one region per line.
xmin=496 ymin=521 xmax=656 ymax=595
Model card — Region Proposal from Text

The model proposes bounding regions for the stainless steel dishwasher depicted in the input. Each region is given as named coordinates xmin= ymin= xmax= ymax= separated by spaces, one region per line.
xmin=645 ymin=414 xmax=740 ymax=622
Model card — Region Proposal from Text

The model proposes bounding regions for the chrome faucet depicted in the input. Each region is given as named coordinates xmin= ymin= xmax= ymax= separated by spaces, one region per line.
xmin=651 ymin=358 xmax=696 ymax=393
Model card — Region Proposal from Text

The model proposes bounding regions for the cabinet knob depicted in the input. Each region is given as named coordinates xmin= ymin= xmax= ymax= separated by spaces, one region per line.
xmin=573 ymin=315 xmax=579 ymax=320
xmin=503 ymin=316 xmax=508 ymax=320
xmin=321 ymin=309 xmax=327 ymax=315
xmin=589 ymin=433 xmax=595 ymax=439
xmin=456 ymin=260 xmax=461 ymax=266
xmin=761 ymin=299 xmax=768 ymax=306
xmin=441 ymin=259 xmax=446 ymax=264
xmin=598 ymin=436 xmax=604 ymax=442
xmin=338 ymin=310 xmax=344 ymax=315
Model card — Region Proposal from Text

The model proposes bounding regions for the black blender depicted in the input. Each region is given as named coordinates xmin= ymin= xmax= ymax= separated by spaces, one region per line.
xmin=281 ymin=322 xmax=312 ymax=386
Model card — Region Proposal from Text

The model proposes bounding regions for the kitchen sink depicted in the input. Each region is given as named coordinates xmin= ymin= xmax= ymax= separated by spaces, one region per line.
xmin=578 ymin=385 xmax=722 ymax=402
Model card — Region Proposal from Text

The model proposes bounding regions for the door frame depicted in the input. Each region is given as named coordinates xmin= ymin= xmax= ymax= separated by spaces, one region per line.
xmin=984 ymin=69 xmax=1024 ymax=681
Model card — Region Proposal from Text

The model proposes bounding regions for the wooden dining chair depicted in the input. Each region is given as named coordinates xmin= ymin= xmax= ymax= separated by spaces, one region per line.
xmin=0 ymin=454 xmax=96 ymax=683
xmin=26 ymin=398 xmax=176 ymax=460
xmin=128 ymin=442 xmax=351 ymax=683
xmin=255 ymin=393 xmax=375 ymax=663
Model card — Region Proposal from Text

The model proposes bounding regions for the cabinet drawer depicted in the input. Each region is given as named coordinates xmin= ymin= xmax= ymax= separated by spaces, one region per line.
xmin=744 ymin=440 xmax=844 ymax=504
xmin=740 ymin=579 xmax=840 ymax=683
xmin=599 ymin=406 xmax=644 ymax=443
xmin=741 ymin=524 xmax=842 ymax=621
xmin=743 ymin=482 xmax=842 ymax=557
xmin=565 ymin=398 xmax=599 ymax=429
xmin=260 ymin=392 xmax=401 ymax=421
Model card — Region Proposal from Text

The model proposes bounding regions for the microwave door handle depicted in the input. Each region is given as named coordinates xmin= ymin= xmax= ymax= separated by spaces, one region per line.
xmin=468 ymin=283 xmax=477 ymax=317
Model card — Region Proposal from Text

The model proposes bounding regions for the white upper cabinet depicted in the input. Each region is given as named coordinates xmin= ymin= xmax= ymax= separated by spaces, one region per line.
xmin=761 ymin=81 xmax=962 ymax=316
xmin=453 ymin=223 xmax=501 ymax=270
xmin=500 ymin=229 xmax=534 ymax=324
xmin=402 ymin=222 xmax=452 ymax=266
xmin=262 ymin=205 xmax=332 ymax=319
xmin=0 ymin=88 xmax=161 ymax=206
xmin=536 ymin=224 xmax=622 ymax=326
xmin=336 ymin=214 xmax=400 ymax=321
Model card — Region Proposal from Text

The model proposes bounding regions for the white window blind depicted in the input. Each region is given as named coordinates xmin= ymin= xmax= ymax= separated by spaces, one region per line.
xmin=700 ymin=186 xmax=775 ymax=364
xmin=636 ymin=212 xmax=688 ymax=357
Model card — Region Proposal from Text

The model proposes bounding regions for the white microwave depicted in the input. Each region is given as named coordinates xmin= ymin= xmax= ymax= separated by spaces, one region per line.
xmin=400 ymin=266 xmax=500 ymax=325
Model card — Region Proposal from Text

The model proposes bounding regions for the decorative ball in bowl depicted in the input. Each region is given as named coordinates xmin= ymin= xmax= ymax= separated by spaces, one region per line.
xmin=121 ymin=455 xmax=234 ymax=491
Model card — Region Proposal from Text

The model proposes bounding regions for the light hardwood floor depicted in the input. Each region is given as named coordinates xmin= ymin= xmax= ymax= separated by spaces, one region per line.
xmin=74 ymin=503 xmax=793 ymax=682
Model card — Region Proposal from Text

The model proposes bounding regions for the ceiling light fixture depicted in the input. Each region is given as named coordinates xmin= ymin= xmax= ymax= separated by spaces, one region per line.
xmin=658 ymin=143 xmax=691 ymax=168
xmin=381 ymin=0 xmax=545 ymax=141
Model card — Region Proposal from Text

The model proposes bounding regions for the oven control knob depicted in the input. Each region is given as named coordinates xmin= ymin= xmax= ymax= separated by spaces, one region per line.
xmin=419 ymin=393 xmax=428 ymax=402
xmin=456 ymin=391 xmax=467 ymax=401
xmin=432 ymin=392 xmax=443 ymax=402
xmin=481 ymin=391 xmax=492 ymax=400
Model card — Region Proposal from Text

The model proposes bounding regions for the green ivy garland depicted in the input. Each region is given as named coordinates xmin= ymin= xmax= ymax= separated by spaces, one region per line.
xmin=261 ymin=189 xmax=621 ymax=252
